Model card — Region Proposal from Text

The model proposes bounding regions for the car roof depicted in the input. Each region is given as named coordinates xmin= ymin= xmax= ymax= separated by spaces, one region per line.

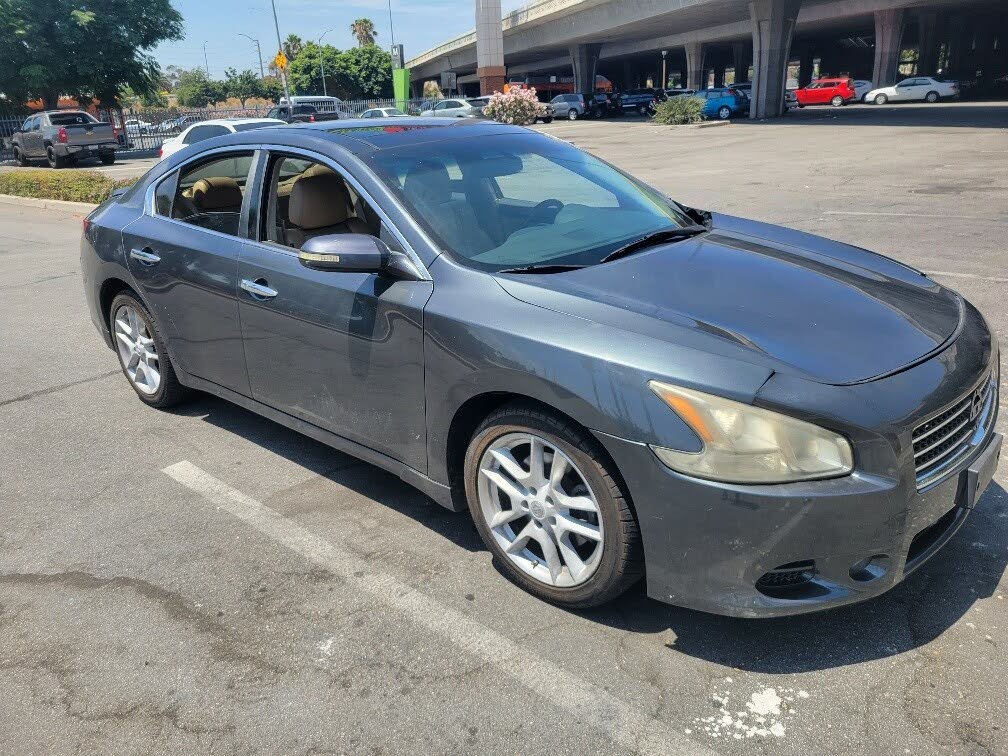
xmin=188 ymin=118 xmax=284 ymax=127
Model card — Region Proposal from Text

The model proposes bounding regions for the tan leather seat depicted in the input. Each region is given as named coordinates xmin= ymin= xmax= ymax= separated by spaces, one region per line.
xmin=191 ymin=177 xmax=242 ymax=212
xmin=402 ymin=160 xmax=494 ymax=255
xmin=286 ymin=171 xmax=369 ymax=248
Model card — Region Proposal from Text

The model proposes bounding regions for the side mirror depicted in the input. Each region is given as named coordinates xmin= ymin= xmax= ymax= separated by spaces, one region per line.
xmin=299 ymin=233 xmax=388 ymax=273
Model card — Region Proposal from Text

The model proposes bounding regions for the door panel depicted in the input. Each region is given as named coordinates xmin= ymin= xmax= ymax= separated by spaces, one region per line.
xmin=238 ymin=242 xmax=433 ymax=471
xmin=122 ymin=214 xmax=250 ymax=395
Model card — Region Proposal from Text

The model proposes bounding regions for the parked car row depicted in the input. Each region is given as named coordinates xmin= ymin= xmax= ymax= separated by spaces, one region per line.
xmin=792 ymin=76 xmax=960 ymax=107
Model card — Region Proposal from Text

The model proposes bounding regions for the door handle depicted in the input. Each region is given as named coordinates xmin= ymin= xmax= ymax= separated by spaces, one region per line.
xmin=240 ymin=278 xmax=278 ymax=300
xmin=130 ymin=247 xmax=160 ymax=265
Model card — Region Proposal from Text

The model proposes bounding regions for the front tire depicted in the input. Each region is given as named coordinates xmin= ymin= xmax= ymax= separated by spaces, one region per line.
xmin=109 ymin=292 xmax=191 ymax=409
xmin=464 ymin=403 xmax=644 ymax=608
xmin=542 ymin=117 xmax=553 ymax=124
xmin=925 ymin=91 xmax=939 ymax=103
xmin=874 ymin=93 xmax=888 ymax=105
xmin=12 ymin=146 xmax=28 ymax=166
xmin=717 ymin=106 xmax=732 ymax=120
xmin=46 ymin=145 xmax=67 ymax=169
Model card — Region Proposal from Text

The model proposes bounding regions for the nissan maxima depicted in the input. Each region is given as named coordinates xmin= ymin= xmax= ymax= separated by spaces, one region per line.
xmin=81 ymin=120 xmax=1001 ymax=616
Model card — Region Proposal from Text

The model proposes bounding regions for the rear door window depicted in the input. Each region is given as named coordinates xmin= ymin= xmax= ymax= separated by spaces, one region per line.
xmin=183 ymin=125 xmax=229 ymax=144
xmin=170 ymin=152 xmax=255 ymax=236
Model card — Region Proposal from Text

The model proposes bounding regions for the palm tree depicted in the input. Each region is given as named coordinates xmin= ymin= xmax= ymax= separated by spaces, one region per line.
xmin=283 ymin=33 xmax=304 ymax=60
xmin=350 ymin=18 xmax=377 ymax=47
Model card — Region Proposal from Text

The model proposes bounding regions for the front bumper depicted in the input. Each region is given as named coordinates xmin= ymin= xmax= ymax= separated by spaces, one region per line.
xmin=595 ymin=321 xmax=1000 ymax=617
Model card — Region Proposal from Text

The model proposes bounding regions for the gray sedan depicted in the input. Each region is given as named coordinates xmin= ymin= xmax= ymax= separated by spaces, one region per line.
xmin=81 ymin=119 xmax=1001 ymax=616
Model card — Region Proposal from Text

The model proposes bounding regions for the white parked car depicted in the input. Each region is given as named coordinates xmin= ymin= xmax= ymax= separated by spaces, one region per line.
xmin=865 ymin=77 xmax=959 ymax=105
xmin=852 ymin=80 xmax=873 ymax=102
xmin=124 ymin=118 xmax=152 ymax=135
xmin=359 ymin=107 xmax=408 ymax=118
xmin=157 ymin=118 xmax=285 ymax=161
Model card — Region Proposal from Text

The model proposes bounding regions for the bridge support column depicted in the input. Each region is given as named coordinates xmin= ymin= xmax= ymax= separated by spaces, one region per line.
xmin=713 ymin=61 xmax=726 ymax=87
xmin=748 ymin=0 xmax=802 ymax=118
xmin=476 ymin=0 xmax=506 ymax=94
xmin=732 ymin=41 xmax=751 ymax=83
xmin=685 ymin=42 xmax=705 ymax=91
xmin=872 ymin=9 xmax=905 ymax=88
xmin=796 ymin=43 xmax=814 ymax=87
xmin=916 ymin=11 xmax=938 ymax=76
xmin=570 ymin=43 xmax=603 ymax=93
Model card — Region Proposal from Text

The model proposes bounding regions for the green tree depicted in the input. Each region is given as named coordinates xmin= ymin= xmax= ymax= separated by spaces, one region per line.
xmin=174 ymin=68 xmax=216 ymax=108
xmin=336 ymin=45 xmax=393 ymax=98
xmin=287 ymin=42 xmax=343 ymax=96
xmin=0 ymin=0 xmax=183 ymax=108
xmin=224 ymin=67 xmax=264 ymax=106
xmin=350 ymin=18 xmax=377 ymax=47
xmin=282 ymin=33 xmax=304 ymax=61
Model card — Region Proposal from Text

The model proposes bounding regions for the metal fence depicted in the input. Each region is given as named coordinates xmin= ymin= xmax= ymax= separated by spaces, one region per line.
xmin=0 ymin=98 xmax=446 ymax=163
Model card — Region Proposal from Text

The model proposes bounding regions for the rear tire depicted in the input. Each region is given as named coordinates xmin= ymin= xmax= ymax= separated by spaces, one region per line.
xmin=830 ymin=95 xmax=844 ymax=107
xmin=109 ymin=292 xmax=192 ymax=409
xmin=46 ymin=145 xmax=66 ymax=169
xmin=567 ymin=108 xmax=578 ymax=121
xmin=542 ymin=117 xmax=553 ymax=124
xmin=717 ymin=106 xmax=732 ymax=120
xmin=925 ymin=91 xmax=939 ymax=103
xmin=100 ymin=152 xmax=116 ymax=165
xmin=874 ymin=93 xmax=888 ymax=105
xmin=464 ymin=403 xmax=644 ymax=608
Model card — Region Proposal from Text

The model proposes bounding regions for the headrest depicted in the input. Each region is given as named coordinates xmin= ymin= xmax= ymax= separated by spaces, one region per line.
xmin=289 ymin=172 xmax=352 ymax=230
xmin=403 ymin=160 xmax=452 ymax=207
xmin=191 ymin=177 xmax=242 ymax=211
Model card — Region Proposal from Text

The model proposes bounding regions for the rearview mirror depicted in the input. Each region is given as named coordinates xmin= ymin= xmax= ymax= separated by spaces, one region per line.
xmin=298 ymin=233 xmax=389 ymax=273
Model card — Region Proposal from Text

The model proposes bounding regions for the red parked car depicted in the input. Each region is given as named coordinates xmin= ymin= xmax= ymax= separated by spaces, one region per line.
xmin=794 ymin=78 xmax=856 ymax=107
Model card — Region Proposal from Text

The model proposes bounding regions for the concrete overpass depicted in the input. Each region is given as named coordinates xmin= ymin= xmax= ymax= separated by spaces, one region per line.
xmin=405 ymin=0 xmax=1006 ymax=117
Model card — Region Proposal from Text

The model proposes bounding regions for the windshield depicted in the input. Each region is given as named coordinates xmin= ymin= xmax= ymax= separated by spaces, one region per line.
xmin=366 ymin=131 xmax=691 ymax=272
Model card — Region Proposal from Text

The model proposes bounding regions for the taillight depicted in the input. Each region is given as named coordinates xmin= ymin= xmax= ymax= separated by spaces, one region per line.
xmin=309 ymin=114 xmax=315 ymax=122
xmin=158 ymin=147 xmax=163 ymax=158
xmin=82 ymin=218 xmax=91 ymax=235
xmin=57 ymin=127 xmax=68 ymax=143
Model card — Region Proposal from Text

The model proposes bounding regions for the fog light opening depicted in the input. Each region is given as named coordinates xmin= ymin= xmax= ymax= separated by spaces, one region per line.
xmin=755 ymin=560 xmax=828 ymax=599
xmin=849 ymin=555 xmax=891 ymax=583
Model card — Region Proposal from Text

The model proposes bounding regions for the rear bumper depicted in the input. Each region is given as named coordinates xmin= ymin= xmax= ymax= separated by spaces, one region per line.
xmin=597 ymin=427 xmax=1001 ymax=617
xmin=54 ymin=143 xmax=116 ymax=157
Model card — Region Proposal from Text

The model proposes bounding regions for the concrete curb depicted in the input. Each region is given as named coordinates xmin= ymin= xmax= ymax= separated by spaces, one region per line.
xmin=0 ymin=194 xmax=98 ymax=214
xmin=693 ymin=119 xmax=732 ymax=128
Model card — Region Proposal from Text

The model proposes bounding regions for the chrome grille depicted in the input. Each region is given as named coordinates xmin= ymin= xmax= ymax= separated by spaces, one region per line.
xmin=913 ymin=369 xmax=996 ymax=488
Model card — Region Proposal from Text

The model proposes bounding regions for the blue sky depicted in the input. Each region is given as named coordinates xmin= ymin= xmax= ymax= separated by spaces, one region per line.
xmin=154 ymin=0 xmax=526 ymax=78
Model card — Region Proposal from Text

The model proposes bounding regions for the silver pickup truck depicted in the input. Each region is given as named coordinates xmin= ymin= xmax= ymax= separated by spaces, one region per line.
xmin=12 ymin=110 xmax=117 ymax=168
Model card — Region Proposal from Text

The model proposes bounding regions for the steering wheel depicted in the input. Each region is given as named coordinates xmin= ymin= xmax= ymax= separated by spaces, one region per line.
xmin=525 ymin=198 xmax=564 ymax=226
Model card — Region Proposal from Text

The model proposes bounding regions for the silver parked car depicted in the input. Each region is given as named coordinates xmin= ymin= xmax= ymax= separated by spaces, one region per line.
xmin=430 ymin=99 xmax=483 ymax=118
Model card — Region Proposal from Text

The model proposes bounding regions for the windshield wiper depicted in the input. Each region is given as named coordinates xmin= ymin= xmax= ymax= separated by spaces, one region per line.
xmin=600 ymin=225 xmax=708 ymax=264
xmin=496 ymin=264 xmax=586 ymax=274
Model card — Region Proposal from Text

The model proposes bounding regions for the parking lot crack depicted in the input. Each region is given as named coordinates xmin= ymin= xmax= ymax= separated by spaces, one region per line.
xmin=0 ymin=369 xmax=120 ymax=409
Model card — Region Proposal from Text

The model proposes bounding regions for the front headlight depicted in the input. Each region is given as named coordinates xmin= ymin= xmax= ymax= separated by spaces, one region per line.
xmin=648 ymin=381 xmax=853 ymax=484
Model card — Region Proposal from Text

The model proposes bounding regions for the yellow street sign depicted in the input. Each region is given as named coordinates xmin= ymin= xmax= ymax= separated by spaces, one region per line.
xmin=273 ymin=51 xmax=288 ymax=71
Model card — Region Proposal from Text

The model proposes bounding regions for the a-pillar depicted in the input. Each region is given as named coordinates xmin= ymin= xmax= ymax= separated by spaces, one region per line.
xmin=685 ymin=41 xmax=705 ymax=90
xmin=916 ymin=11 xmax=938 ymax=76
xmin=732 ymin=41 xmax=752 ymax=83
xmin=872 ymin=9 xmax=905 ymax=88
xmin=476 ymin=0 xmax=506 ymax=95
xmin=570 ymin=43 xmax=603 ymax=93
xmin=748 ymin=0 xmax=802 ymax=119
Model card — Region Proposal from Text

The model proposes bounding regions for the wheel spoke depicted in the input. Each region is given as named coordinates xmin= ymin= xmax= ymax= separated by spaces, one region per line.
xmin=127 ymin=308 xmax=139 ymax=336
xmin=143 ymin=362 xmax=160 ymax=388
xmin=480 ymin=467 xmax=526 ymax=504
xmin=488 ymin=447 xmax=529 ymax=483
xmin=115 ymin=331 xmax=134 ymax=351
xmin=488 ymin=507 xmax=525 ymax=529
xmin=553 ymin=490 xmax=598 ymax=513
xmin=556 ymin=535 xmax=588 ymax=582
xmin=505 ymin=522 xmax=536 ymax=554
xmin=533 ymin=526 xmax=564 ymax=581
xmin=549 ymin=451 xmax=569 ymax=489
xmin=126 ymin=352 xmax=140 ymax=370
xmin=528 ymin=436 xmax=546 ymax=484
xmin=555 ymin=513 xmax=601 ymax=541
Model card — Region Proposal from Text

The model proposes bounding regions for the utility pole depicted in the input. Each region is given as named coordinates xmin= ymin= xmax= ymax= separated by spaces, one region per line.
xmin=203 ymin=41 xmax=210 ymax=76
xmin=388 ymin=0 xmax=395 ymax=49
xmin=319 ymin=28 xmax=335 ymax=97
xmin=239 ymin=33 xmax=265 ymax=79
xmin=269 ymin=0 xmax=292 ymax=107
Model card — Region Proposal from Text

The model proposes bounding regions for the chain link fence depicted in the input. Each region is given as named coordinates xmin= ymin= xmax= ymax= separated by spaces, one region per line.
xmin=0 ymin=98 xmax=449 ymax=163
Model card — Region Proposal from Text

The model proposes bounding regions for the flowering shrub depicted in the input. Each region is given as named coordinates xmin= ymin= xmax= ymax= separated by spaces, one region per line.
xmin=482 ymin=87 xmax=545 ymax=125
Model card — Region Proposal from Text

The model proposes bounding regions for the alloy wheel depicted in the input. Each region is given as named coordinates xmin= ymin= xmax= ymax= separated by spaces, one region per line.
xmin=875 ymin=94 xmax=887 ymax=105
xmin=114 ymin=304 xmax=161 ymax=395
xmin=477 ymin=432 xmax=604 ymax=588
xmin=925 ymin=91 xmax=938 ymax=103
xmin=718 ymin=106 xmax=731 ymax=120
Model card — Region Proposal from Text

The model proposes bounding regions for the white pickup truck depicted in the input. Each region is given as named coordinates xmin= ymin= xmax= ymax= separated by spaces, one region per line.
xmin=11 ymin=110 xmax=117 ymax=168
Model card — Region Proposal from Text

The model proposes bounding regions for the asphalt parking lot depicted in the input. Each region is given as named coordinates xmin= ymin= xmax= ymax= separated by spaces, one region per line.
xmin=1 ymin=102 xmax=1006 ymax=755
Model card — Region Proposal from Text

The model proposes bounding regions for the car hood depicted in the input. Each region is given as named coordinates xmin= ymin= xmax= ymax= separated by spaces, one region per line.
xmin=494 ymin=213 xmax=962 ymax=385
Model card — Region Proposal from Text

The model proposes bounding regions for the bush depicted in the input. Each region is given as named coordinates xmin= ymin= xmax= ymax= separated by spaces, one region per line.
xmin=482 ymin=87 xmax=546 ymax=126
xmin=652 ymin=96 xmax=705 ymax=125
xmin=0 ymin=169 xmax=135 ymax=204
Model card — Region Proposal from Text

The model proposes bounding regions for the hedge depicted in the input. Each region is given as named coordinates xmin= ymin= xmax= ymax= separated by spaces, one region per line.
xmin=652 ymin=96 xmax=705 ymax=125
xmin=0 ymin=169 xmax=135 ymax=204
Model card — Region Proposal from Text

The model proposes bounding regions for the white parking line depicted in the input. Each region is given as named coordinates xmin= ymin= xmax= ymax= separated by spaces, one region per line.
xmin=924 ymin=270 xmax=1008 ymax=284
xmin=162 ymin=461 xmax=707 ymax=756
xmin=822 ymin=210 xmax=1002 ymax=221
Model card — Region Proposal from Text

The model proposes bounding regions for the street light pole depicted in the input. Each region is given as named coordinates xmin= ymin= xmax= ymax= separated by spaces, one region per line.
xmin=269 ymin=0 xmax=292 ymax=107
xmin=203 ymin=41 xmax=210 ymax=76
xmin=388 ymin=0 xmax=395 ymax=49
xmin=239 ymin=33 xmax=265 ymax=79
xmin=319 ymin=28 xmax=335 ymax=97
xmin=661 ymin=49 xmax=668 ymax=90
